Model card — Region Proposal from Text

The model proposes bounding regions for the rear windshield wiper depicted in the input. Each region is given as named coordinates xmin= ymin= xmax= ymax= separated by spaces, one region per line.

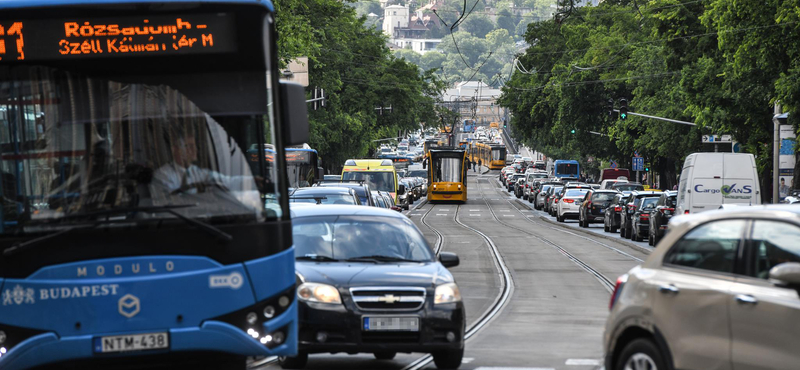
xmin=345 ymin=255 xmax=421 ymax=263
xmin=296 ymin=255 xmax=339 ymax=262
xmin=64 ymin=205 xmax=233 ymax=243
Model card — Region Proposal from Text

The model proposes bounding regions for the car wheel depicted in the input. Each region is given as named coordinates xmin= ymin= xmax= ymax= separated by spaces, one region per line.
xmin=653 ymin=233 xmax=660 ymax=246
xmin=620 ymin=225 xmax=626 ymax=238
xmin=279 ymin=353 xmax=309 ymax=369
xmin=374 ymin=352 xmax=397 ymax=360
xmin=630 ymin=228 xmax=637 ymax=241
xmin=557 ymin=213 xmax=564 ymax=222
xmin=432 ymin=348 xmax=464 ymax=369
xmin=614 ymin=338 xmax=667 ymax=370
xmin=648 ymin=232 xmax=653 ymax=246
xmin=604 ymin=222 xmax=609 ymax=232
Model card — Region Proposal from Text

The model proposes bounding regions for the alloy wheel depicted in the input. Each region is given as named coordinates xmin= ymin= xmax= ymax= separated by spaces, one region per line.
xmin=623 ymin=353 xmax=658 ymax=370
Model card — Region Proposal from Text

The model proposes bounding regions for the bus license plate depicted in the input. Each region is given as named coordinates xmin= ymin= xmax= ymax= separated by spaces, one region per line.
xmin=93 ymin=332 xmax=169 ymax=353
xmin=363 ymin=317 xmax=419 ymax=331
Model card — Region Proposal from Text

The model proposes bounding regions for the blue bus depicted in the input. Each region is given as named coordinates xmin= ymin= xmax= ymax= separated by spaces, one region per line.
xmin=249 ymin=145 xmax=322 ymax=189
xmin=0 ymin=1 xmax=307 ymax=368
xmin=553 ymin=160 xmax=580 ymax=179
xmin=463 ymin=119 xmax=476 ymax=133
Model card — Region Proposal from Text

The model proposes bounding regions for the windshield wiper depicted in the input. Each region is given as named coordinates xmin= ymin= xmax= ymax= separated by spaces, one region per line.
xmin=3 ymin=223 xmax=100 ymax=257
xmin=345 ymin=255 xmax=420 ymax=263
xmin=62 ymin=205 xmax=233 ymax=243
xmin=296 ymin=255 xmax=339 ymax=262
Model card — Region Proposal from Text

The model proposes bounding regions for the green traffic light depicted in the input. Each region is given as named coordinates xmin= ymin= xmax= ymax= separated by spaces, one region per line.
xmin=620 ymin=113 xmax=627 ymax=120
xmin=645 ymin=168 xmax=650 ymax=172
xmin=570 ymin=129 xmax=576 ymax=134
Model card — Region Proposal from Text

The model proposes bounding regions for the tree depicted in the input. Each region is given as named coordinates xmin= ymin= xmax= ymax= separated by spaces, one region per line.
xmin=496 ymin=9 xmax=517 ymax=36
xmin=460 ymin=13 xmax=495 ymax=38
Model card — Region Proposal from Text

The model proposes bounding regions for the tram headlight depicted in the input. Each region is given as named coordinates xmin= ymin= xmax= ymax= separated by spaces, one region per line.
xmin=434 ymin=283 xmax=462 ymax=305
xmin=297 ymin=283 xmax=342 ymax=304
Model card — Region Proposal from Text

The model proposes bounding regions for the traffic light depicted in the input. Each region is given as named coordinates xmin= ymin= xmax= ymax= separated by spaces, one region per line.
xmin=619 ymin=98 xmax=628 ymax=120
xmin=607 ymin=98 xmax=614 ymax=117
xmin=570 ymin=129 xmax=576 ymax=134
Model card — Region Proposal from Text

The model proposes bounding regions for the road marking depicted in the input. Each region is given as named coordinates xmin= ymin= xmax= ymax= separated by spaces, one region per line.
xmin=470 ymin=209 xmax=480 ymax=211
xmin=498 ymin=209 xmax=510 ymax=212
xmin=440 ymin=209 xmax=451 ymax=211
xmin=502 ymin=214 xmax=515 ymax=217
xmin=435 ymin=214 xmax=448 ymax=216
xmin=470 ymin=214 xmax=481 ymax=216
xmin=462 ymin=357 xmax=474 ymax=364
xmin=565 ymin=359 xmax=601 ymax=366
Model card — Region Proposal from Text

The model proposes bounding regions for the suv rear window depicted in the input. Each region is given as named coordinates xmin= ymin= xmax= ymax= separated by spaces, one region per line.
xmin=592 ymin=192 xmax=616 ymax=202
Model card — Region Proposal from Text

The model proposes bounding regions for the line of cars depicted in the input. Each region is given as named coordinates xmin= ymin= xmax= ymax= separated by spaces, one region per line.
xmin=282 ymin=158 xmax=465 ymax=368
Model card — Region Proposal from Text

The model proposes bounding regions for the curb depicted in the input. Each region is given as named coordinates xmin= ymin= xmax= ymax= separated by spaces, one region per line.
xmin=513 ymin=199 xmax=652 ymax=255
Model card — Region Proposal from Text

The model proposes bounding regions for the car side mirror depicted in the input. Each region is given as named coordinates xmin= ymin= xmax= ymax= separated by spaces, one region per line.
xmin=438 ymin=252 xmax=460 ymax=268
xmin=769 ymin=262 xmax=800 ymax=286
xmin=279 ymin=81 xmax=309 ymax=146
xmin=398 ymin=184 xmax=406 ymax=195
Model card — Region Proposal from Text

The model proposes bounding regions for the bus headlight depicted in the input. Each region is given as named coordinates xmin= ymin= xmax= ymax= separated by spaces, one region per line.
xmin=434 ymin=283 xmax=461 ymax=305
xmin=298 ymin=283 xmax=342 ymax=304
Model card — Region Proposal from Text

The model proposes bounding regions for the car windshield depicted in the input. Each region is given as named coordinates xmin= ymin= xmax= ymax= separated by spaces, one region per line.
xmin=667 ymin=196 xmax=677 ymax=207
xmin=341 ymin=171 xmax=395 ymax=192
xmin=292 ymin=215 xmax=434 ymax=262
xmin=0 ymin=65 xmax=277 ymax=232
xmin=639 ymin=197 xmax=659 ymax=209
xmin=566 ymin=189 xmax=588 ymax=197
xmin=614 ymin=184 xmax=644 ymax=192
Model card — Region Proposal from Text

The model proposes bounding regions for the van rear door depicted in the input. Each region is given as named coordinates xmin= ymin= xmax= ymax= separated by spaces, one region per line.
xmin=721 ymin=154 xmax=758 ymax=205
xmin=690 ymin=154 xmax=723 ymax=212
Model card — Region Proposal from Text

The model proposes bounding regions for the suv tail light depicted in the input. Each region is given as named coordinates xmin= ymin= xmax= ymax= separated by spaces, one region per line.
xmin=554 ymin=198 xmax=560 ymax=204
xmin=640 ymin=214 xmax=649 ymax=220
xmin=684 ymin=210 xmax=690 ymax=214
xmin=614 ymin=206 xmax=622 ymax=212
xmin=660 ymin=207 xmax=674 ymax=215
xmin=609 ymin=274 xmax=628 ymax=310
xmin=563 ymin=199 xmax=574 ymax=203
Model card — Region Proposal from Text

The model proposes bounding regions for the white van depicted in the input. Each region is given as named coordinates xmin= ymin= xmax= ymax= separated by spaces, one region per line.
xmin=676 ymin=153 xmax=760 ymax=215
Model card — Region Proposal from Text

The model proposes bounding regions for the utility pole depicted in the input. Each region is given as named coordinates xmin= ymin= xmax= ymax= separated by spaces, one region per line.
xmin=773 ymin=103 xmax=782 ymax=204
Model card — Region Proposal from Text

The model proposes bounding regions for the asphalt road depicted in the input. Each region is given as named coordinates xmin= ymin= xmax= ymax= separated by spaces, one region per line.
xmin=257 ymin=167 xmax=650 ymax=370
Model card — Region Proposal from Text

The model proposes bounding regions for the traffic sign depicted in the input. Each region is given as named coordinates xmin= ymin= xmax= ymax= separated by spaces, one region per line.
xmin=632 ymin=157 xmax=644 ymax=171
xmin=610 ymin=160 xmax=618 ymax=169
xmin=702 ymin=134 xmax=732 ymax=143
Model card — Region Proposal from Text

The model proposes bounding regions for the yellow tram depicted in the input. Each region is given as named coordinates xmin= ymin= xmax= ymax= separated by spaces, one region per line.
xmin=468 ymin=142 xmax=507 ymax=170
xmin=425 ymin=148 xmax=467 ymax=203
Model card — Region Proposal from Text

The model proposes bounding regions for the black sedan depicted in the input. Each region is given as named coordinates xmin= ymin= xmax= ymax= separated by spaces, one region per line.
xmin=629 ymin=196 xmax=660 ymax=242
xmin=603 ymin=193 xmax=626 ymax=233
xmin=648 ymin=190 xmax=677 ymax=245
xmin=283 ymin=205 xmax=465 ymax=369
xmin=578 ymin=190 xmax=617 ymax=228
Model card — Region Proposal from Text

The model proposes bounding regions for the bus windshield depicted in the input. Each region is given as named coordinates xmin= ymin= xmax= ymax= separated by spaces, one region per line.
xmin=556 ymin=163 xmax=579 ymax=176
xmin=0 ymin=65 xmax=279 ymax=232
xmin=492 ymin=148 xmax=505 ymax=161
xmin=342 ymin=171 xmax=396 ymax=192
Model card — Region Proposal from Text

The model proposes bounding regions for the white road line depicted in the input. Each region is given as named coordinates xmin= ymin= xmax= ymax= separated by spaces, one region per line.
xmin=498 ymin=209 xmax=510 ymax=212
xmin=462 ymin=357 xmax=475 ymax=364
xmin=502 ymin=214 xmax=515 ymax=217
xmin=565 ymin=359 xmax=601 ymax=366
xmin=435 ymin=214 xmax=448 ymax=216
xmin=470 ymin=214 xmax=482 ymax=216
xmin=440 ymin=209 xmax=451 ymax=211
xmin=470 ymin=209 xmax=480 ymax=211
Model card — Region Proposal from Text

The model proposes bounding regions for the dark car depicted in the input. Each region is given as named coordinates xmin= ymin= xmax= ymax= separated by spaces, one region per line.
xmin=611 ymin=182 xmax=645 ymax=192
xmin=397 ymin=179 xmax=413 ymax=210
xmin=544 ymin=185 xmax=563 ymax=214
xmin=630 ymin=196 xmax=660 ymax=242
xmin=318 ymin=174 xmax=343 ymax=184
xmin=648 ymin=190 xmax=678 ymax=245
xmin=315 ymin=182 xmax=375 ymax=206
xmin=514 ymin=178 xmax=526 ymax=198
xmin=578 ymin=190 xmax=618 ymax=228
xmin=283 ymin=205 xmax=465 ymax=369
xmin=371 ymin=190 xmax=388 ymax=208
xmin=603 ymin=193 xmax=627 ymax=233
xmin=507 ymin=173 xmax=525 ymax=192
xmin=619 ymin=191 xmax=662 ymax=239
xmin=290 ymin=187 xmax=362 ymax=205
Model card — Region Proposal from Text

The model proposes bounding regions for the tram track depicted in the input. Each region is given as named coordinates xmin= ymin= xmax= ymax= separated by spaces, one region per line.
xmin=476 ymin=178 xmax=616 ymax=293
xmin=401 ymin=193 xmax=515 ymax=370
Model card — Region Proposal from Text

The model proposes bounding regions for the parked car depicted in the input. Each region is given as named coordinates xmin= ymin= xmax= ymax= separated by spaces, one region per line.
xmin=578 ymin=190 xmax=618 ymax=228
xmin=676 ymin=152 xmax=761 ymax=215
xmin=286 ymin=205 xmax=465 ymax=369
xmin=605 ymin=204 xmax=800 ymax=370
xmin=629 ymin=196 xmax=660 ymax=242
xmin=556 ymin=188 xmax=591 ymax=222
xmin=604 ymin=193 xmax=627 ymax=233
xmin=619 ymin=191 xmax=662 ymax=239
xmin=648 ymin=191 xmax=678 ymax=245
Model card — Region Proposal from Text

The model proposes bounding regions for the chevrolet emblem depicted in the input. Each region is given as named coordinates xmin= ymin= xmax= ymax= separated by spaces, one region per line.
xmin=377 ymin=294 xmax=400 ymax=304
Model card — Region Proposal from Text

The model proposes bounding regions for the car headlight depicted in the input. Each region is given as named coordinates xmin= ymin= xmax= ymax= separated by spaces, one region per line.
xmin=434 ymin=283 xmax=462 ymax=305
xmin=297 ymin=283 xmax=342 ymax=304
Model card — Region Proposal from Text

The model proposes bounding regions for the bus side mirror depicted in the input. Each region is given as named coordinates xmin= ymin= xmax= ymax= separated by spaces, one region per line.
xmin=398 ymin=184 xmax=406 ymax=195
xmin=279 ymin=81 xmax=309 ymax=146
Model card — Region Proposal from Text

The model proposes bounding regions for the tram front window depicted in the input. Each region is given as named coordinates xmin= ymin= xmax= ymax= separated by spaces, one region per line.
xmin=0 ymin=66 xmax=280 ymax=233
xmin=434 ymin=157 xmax=462 ymax=183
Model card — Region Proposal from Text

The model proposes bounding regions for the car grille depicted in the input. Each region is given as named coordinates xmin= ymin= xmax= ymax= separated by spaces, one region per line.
xmin=350 ymin=287 xmax=426 ymax=311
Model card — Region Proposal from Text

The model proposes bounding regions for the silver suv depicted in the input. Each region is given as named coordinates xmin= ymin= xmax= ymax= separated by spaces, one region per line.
xmin=605 ymin=205 xmax=800 ymax=370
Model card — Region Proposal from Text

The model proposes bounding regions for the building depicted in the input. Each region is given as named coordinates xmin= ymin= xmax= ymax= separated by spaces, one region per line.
xmin=442 ymin=81 xmax=506 ymax=125
xmin=382 ymin=5 xmax=409 ymax=41
xmin=383 ymin=1 xmax=443 ymax=54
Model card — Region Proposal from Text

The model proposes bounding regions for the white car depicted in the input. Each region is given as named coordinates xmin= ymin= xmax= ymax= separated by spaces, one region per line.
xmin=556 ymin=188 xmax=590 ymax=222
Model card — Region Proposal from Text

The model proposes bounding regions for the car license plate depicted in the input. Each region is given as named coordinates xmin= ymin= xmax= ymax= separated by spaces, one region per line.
xmin=363 ymin=316 xmax=419 ymax=331
xmin=93 ymin=332 xmax=169 ymax=353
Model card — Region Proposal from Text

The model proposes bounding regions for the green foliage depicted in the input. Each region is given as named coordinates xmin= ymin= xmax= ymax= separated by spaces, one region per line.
xmin=501 ymin=0 xmax=800 ymax=194
xmin=275 ymin=0 xmax=445 ymax=172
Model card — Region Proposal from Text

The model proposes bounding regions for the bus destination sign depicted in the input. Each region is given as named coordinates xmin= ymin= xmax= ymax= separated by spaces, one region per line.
xmin=0 ymin=13 xmax=236 ymax=61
